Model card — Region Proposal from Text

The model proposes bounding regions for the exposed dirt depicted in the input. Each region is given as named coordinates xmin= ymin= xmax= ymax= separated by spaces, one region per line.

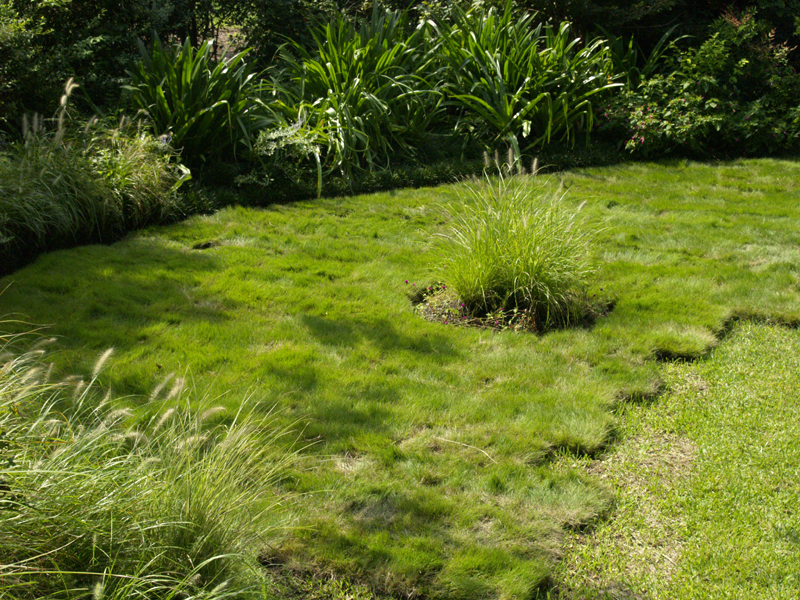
xmin=215 ymin=27 xmax=246 ymax=61
xmin=409 ymin=284 xmax=615 ymax=334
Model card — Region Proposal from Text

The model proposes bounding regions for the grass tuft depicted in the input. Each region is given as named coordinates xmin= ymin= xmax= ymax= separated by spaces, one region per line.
xmin=0 ymin=81 xmax=190 ymax=275
xmin=438 ymin=172 xmax=597 ymax=330
xmin=0 ymin=325 xmax=296 ymax=600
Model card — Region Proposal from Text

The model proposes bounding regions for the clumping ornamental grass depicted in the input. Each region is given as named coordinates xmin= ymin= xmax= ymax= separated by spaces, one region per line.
xmin=0 ymin=327 xmax=296 ymax=600
xmin=0 ymin=80 xmax=190 ymax=275
xmin=126 ymin=36 xmax=270 ymax=166
xmin=267 ymin=4 xmax=443 ymax=182
xmin=439 ymin=169 xmax=596 ymax=329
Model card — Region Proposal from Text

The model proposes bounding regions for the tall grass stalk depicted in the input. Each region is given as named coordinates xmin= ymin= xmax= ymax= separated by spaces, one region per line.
xmin=439 ymin=171 xmax=596 ymax=329
xmin=0 ymin=327 xmax=296 ymax=599
xmin=0 ymin=81 xmax=190 ymax=274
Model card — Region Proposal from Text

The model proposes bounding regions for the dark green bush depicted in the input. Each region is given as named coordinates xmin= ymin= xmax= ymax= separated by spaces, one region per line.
xmin=126 ymin=37 xmax=273 ymax=168
xmin=600 ymin=9 xmax=800 ymax=157
xmin=0 ymin=2 xmax=50 ymax=132
xmin=5 ymin=0 xmax=187 ymax=116
xmin=234 ymin=0 xmax=346 ymax=61
xmin=599 ymin=74 xmax=725 ymax=156
xmin=601 ymin=77 xmax=800 ymax=158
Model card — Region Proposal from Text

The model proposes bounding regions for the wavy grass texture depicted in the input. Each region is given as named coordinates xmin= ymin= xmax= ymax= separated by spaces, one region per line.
xmin=0 ymin=328 xmax=296 ymax=600
xmin=555 ymin=321 xmax=800 ymax=599
xmin=4 ymin=160 xmax=800 ymax=599
xmin=439 ymin=171 xmax=596 ymax=328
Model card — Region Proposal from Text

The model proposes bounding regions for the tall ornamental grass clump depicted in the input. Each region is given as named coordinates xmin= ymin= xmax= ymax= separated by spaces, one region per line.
xmin=439 ymin=168 xmax=596 ymax=329
xmin=0 ymin=328 xmax=296 ymax=599
xmin=0 ymin=80 xmax=190 ymax=275
xmin=438 ymin=2 xmax=618 ymax=155
xmin=126 ymin=37 xmax=272 ymax=166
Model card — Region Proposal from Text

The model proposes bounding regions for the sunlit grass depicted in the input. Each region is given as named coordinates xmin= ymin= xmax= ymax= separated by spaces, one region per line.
xmin=1 ymin=158 xmax=799 ymax=598
xmin=0 ymin=332 xmax=296 ymax=600
xmin=554 ymin=321 xmax=800 ymax=599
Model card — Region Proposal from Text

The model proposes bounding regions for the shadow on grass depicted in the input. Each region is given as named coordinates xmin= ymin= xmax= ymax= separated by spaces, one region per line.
xmin=300 ymin=314 xmax=461 ymax=359
xmin=0 ymin=237 xmax=229 ymax=386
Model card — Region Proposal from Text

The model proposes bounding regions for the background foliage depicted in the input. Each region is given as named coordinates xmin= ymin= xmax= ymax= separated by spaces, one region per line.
xmin=600 ymin=8 xmax=800 ymax=156
xmin=2 ymin=0 xmax=800 ymax=270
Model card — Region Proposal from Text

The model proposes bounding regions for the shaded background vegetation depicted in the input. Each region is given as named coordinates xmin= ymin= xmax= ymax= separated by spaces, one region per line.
xmin=2 ymin=0 xmax=800 ymax=271
xmin=4 ymin=0 xmax=800 ymax=128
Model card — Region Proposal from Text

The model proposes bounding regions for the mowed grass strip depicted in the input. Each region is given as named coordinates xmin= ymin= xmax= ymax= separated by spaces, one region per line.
xmin=554 ymin=321 xmax=800 ymax=600
xmin=1 ymin=159 xmax=799 ymax=599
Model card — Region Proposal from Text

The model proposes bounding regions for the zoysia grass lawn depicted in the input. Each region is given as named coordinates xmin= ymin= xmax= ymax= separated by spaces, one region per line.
xmin=2 ymin=159 xmax=800 ymax=599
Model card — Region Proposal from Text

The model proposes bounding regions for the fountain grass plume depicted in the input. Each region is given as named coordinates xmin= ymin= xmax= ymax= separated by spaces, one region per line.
xmin=0 ymin=322 xmax=297 ymax=600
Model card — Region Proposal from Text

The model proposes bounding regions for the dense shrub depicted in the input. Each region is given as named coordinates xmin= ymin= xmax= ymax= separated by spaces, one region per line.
xmin=0 ymin=2 xmax=50 ymax=132
xmin=601 ymin=9 xmax=800 ymax=157
xmin=3 ymin=0 xmax=191 ymax=117
xmin=233 ymin=0 xmax=348 ymax=61
xmin=599 ymin=74 xmax=726 ymax=156
xmin=518 ymin=0 xmax=800 ymax=70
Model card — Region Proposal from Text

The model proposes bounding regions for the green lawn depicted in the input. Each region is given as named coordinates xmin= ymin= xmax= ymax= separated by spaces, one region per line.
xmin=2 ymin=159 xmax=799 ymax=599
xmin=555 ymin=321 xmax=800 ymax=599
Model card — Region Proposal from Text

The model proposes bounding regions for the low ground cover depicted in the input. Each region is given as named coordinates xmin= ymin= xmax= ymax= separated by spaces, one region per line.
xmin=1 ymin=159 xmax=799 ymax=598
